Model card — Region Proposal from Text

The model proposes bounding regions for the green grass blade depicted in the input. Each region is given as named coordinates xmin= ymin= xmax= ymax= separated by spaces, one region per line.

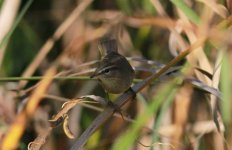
xmin=171 ymin=0 xmax=200 ymax=25
xmin=221 ymin=54 xmax=231 ymax=123
xmin=150 ymin=88 xmax=175 ymax=148
xmin=0 ymin=76 xmax=91 ymax=81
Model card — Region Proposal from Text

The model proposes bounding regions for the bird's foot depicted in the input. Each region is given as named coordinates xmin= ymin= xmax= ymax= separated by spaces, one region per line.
xmin=107 ymin=101 xmax=125 ymax=121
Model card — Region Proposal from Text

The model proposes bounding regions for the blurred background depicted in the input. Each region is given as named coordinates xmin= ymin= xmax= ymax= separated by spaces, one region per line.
xmin=0 ymin=0 xmax=232 ymax=149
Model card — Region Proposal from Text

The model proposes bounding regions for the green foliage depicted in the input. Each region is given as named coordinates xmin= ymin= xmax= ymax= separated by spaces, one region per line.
xmin=3 ymin=20 xmax=40 ymax=76
xmin=86 ymin=130 xmax=101 ymax=149
xmin=117 ymin=0 xmax=132 ymax=15
xmin=0 ymin=0 xmax=3 ymax=8
xmin=171 ymin=0 xmax=200 ymax=24
xmin=221 ymin=54 xmax=232 ymax=123
xmin=117 ymin=0 xmax=157 ymax=15
xmin=134 ymin=26 xmax=151 ymax=49
xmin=141 ymin=0 xmax=157 ymax=15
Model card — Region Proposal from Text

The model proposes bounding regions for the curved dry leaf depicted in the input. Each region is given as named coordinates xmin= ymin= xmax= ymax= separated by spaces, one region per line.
xmin=195 ymin=67 xmax=213 ymax=79
xmin=28 ymin=141 xmax=45 ymax=150
xmin=28 ymin=127 xmax=52 ymax=150
xmin=49 ymin=96 xmax=106 ymax=138
xmin=185 ymin=78 xmax=222 ymax=99
xmin=63 ymin=114 xmax=75 ymax=139
xmin=49 ymin=99 xmax=81 ymax=123
xmin=49 ymin=99 xmax=83 ymax=126
xmin=49 ymin=98 xmax=99 ymax=126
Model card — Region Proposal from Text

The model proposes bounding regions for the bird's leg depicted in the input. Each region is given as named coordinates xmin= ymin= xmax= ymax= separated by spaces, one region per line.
xmin=105 ymin=92 xmax=125 ymax=120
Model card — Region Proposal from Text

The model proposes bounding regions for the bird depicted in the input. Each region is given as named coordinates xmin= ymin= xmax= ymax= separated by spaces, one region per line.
xmin=90 ymin=39 xmax=135 ymax=94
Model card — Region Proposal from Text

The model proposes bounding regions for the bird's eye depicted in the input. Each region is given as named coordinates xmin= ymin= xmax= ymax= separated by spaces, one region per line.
xmin=104 ymin=69 xmax=110 ymax=73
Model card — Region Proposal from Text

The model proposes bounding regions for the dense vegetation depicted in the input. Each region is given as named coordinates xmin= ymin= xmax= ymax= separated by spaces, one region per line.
xmin=0 ymin=0 xmax=232 ymax=150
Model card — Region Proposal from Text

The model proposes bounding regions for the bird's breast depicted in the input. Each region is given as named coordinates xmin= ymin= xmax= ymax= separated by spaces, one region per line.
xmin=98 ymin=77 xmax=133 ymax=94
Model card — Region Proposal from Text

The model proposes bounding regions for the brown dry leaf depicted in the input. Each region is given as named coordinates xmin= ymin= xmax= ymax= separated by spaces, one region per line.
xmin=49 ymin=99 xmax=83 ymax=126
xmin=49 ymin=96 xmax=105 ymax=138
xmin=63 ymin=114 xmax=75 ymax=139
xmin=185 ymin=78 xmax=222 ymax=99
xmin=28 ymin=127 xmax=52 ymax=150
xmin=49 ymin=97 xmax=99 ymax=126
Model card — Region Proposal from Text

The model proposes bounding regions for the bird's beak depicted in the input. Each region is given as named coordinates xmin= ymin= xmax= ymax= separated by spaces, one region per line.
xmin=90 ymin=74 xmax=95 ymax=78
xmin=90 ymin=72 xmax=100 ymax=78
xmin=90 ymin=67 xmax=107 ymax=78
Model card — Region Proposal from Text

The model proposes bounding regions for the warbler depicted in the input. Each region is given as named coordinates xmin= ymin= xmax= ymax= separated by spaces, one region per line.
xmin=91 ymin=39 xmax=135 ymax=94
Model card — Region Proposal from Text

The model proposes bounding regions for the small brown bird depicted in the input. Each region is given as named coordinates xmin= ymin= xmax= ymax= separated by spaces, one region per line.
xmin=91 ymin=39 xmax=135 ymax=94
